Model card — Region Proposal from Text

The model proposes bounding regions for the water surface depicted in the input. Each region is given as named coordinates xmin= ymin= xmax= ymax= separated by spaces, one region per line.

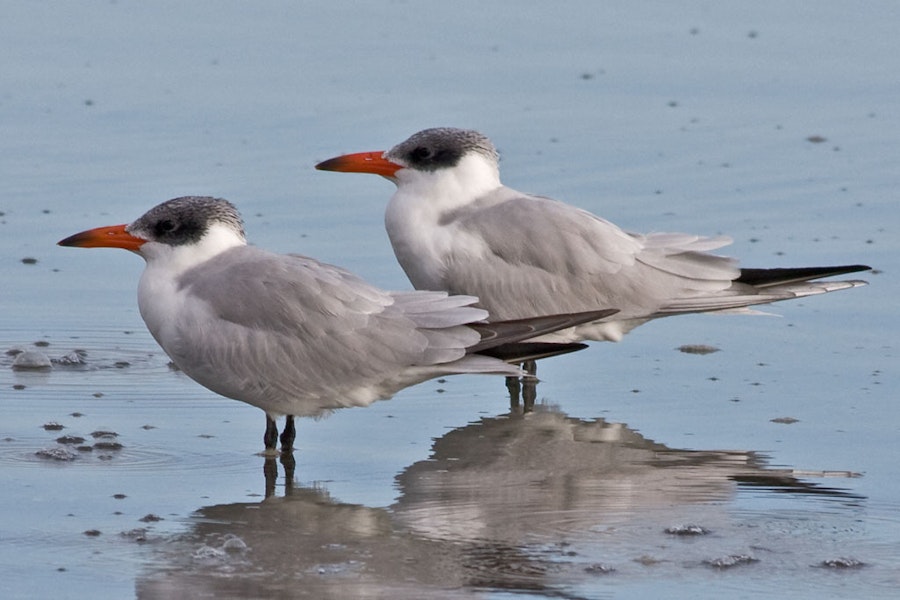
xmin=1 ymin=2 xmax=897 ymax=598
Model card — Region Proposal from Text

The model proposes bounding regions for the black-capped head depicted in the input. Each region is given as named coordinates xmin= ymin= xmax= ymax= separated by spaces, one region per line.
xmin=385 ymin=128 xmax=499 ymax=172
xmin=127 ymin=196 xmax=245 ymax=246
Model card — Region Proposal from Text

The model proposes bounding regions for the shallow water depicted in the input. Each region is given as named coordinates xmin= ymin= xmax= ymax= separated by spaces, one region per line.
xmin=2 ymin=1 xmax=898 ymax=598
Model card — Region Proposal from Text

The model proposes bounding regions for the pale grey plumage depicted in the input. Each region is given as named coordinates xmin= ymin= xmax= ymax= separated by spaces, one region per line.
xmin=373 ymin=128 xmax=869 ymax=343
xmin=169 ymin=244 xmax=499 ymax=416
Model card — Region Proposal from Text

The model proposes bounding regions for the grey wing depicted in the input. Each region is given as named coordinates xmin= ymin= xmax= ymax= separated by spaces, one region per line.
xmin=444 ymin=189 xmax=739 ymax=320
xmin=184 ymin=246 xmax=394 ymax=337
xmin=173 ymin=247 xmax=461 ymax=411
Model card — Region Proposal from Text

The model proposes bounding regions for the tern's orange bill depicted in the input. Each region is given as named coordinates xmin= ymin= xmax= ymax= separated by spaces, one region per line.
xmin=58 ymin=224 xmax=145 ymax=251
xmin=315 ymin=151 xmax=401 ymax=177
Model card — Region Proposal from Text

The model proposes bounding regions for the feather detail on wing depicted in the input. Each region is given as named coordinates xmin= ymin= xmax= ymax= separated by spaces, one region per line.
xmin=164 ymin=246 xmax=523 ymax=415
xmin=437 ymin=190 xmax=743 ymax=323
xmin=635 ymin=232 xmax=739 ymax=282
xmin=654 ymin=279 xmax=868 ymax=316
xmin=452 ymin=192 xmax=642 ymax=276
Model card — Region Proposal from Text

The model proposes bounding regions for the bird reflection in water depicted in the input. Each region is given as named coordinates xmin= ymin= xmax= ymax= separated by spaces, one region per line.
xmin=143 ymin=404 xmax=863 ymax=599
xmin=263 ymin=451 xmax=297 ymax=499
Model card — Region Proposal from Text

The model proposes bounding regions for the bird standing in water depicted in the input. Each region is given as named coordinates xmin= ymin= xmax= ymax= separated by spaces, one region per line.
xmin=59 ymin=196 xmax=615 ymax=452
xmin=316 ymin=127 xmax=870 ymax=388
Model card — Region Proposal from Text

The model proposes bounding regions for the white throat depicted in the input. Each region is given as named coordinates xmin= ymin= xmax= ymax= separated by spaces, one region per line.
xmin=385 ymin=153 xmax=502 ymax=290
xmin=136 ymin=223 xmax=245 ymax=347
xmin=138 ymin=222 xmax=245 ymax=276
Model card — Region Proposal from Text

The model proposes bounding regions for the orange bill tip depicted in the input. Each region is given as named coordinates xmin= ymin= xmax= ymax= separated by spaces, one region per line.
xmin=315 ymin=151 xmax=401 ymax=177
xmin=58 ymin=224 xmax=145 ymax=251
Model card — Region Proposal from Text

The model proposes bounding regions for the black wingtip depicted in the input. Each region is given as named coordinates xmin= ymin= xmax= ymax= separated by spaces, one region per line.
xmin=466 ymin=308 xmax=618 ymax=354
xmin=737 ymin=264 xmax=871 ymax=288
xmin=477 ymin=342 xmax=589 ymax=363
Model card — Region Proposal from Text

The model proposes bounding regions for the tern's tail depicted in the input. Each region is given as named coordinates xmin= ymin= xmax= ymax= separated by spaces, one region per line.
xmin=654 ymin=264 xmax=870 ymax=316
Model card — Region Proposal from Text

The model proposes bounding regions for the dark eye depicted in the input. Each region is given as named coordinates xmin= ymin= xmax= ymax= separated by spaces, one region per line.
xmin=154 ymin=219 xmax=177 ymax=236
xmin=410 ymin=146 xmax=433 ymax=161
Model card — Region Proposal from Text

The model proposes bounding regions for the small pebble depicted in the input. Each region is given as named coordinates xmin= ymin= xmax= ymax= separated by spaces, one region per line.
xmin=42 ymin=422 xmax=65 ymax=431
xmin=35 ymin=447 xmax=78 ymax=461
xmin=222 ymin=535 xmax=248 ymax=553
xmin=704 ymin=554 xmax=758 ymax=568
xmin=56 ymin=436 xmax=86 ymax=445
xmin=139 ymin=514 xmax=163 ymax=523
xmin=820 ymin=557 xmax=865 ymax=569
xmin=771 ymin=416 xmax=799 ymax=424
xmin=677 ymin=344 xmax=720 ymax=355
xmin=91 ymin=430 xmax=118 ymax=439
xmin=666 ymin=524 xmax=709 ymax=536
xmin=21 ymin=257 xmax=38 ymax=265
xmin=53 ymin=350 xmax=87 ymax=366
xmin=93 ymin=441 xmax=124 ymax=451
xmin=12 ymin=351 xmax=52 ymax=370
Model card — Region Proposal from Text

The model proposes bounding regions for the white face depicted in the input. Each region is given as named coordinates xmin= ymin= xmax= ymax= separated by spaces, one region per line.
xmin=393 ymin=152 xmax=502 ymax=207
xmin=124 ymin=197 xmax=246 ymax=269
xmin=138 ymin=221 xmax=246 ymax=273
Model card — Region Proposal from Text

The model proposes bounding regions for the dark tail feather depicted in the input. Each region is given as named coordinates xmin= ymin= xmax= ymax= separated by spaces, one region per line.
xmin=466 ymin=308 xmax=617 ymax=354
xmin=477 ymin=342 xmax=588 ymax=363
xmin=737 ymin=264 xmax=871 ymax=288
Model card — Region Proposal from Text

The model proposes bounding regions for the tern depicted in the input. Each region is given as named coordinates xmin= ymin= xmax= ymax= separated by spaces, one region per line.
xmin=316 ymin=127 xmax=870 ymax=355
xmin=59 ymin=196 xmax=615 ymax=452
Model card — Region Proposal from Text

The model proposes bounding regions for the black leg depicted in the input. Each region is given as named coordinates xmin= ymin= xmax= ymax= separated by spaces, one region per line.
xmin=263 ymin=455 xmax=278 ymax=498
xmin=522 ymin=377 xmax=537 ymax=412
xmin=263 ymin=448 xmax=296 ymax=499
xmin=280 ymin=450 xmax=296 ymax=494
xmin=522 ymin=360 xmax=538 ymax=412
xmin=506 ymin=375 xmax=521 ymax=409
xmin=264 ymin=415 xmax=279 ymax=452
xmin=280 ymin=415 xmax=296 ymax=451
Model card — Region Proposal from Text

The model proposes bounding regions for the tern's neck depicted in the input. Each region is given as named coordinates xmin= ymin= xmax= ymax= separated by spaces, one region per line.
xmin=385 ymin=155 xmax=501 ymax=290
xmin=136 ymin=223 xmax=245 ymax=352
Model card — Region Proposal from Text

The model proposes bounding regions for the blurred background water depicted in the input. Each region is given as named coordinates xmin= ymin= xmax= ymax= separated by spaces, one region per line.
xmin=1 ymin=1 xmax=897 ymax=598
